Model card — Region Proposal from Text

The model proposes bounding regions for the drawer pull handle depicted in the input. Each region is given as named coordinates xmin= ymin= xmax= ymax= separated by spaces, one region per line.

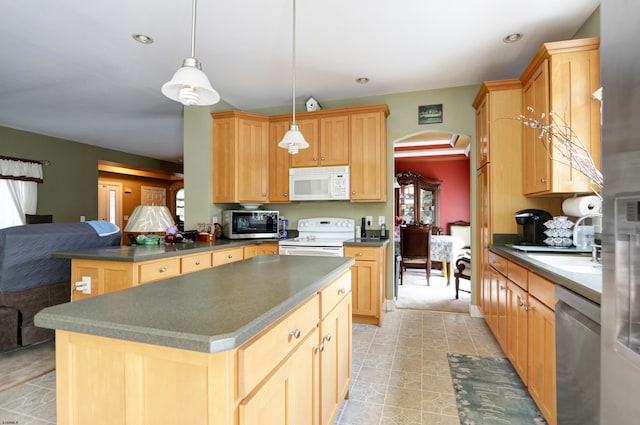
xmin=159 ymin=267 xmax=166 ymax=273
xmin=338 ymin=287 xmax=346 ymax=295
xmin=289 ymin=329 xmax=301 ymax=339
xmin=323 ymin=334 xmax=332 ymax=342
xmin=195 ymin=261 xmax=201 ymax=266
xmin=316 ymin=344 xmax=325 ymax=353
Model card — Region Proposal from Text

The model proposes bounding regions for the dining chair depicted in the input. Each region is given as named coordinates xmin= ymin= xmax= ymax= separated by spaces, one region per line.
xmin=400 ymin=224 xmax=432 ymax=286
xmin=450 ymin=220 xmax=471 ymax=298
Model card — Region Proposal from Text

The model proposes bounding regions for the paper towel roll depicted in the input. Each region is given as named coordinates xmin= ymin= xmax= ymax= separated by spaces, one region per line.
xmin=562 ymin=196 xmax=602 ymax=217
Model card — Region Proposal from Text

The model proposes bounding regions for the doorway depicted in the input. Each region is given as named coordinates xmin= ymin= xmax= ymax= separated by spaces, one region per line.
xmin=97 ymin=181 xmax=123 ymax=230
xmin=394 ymin=130 xmax=472 ymax=312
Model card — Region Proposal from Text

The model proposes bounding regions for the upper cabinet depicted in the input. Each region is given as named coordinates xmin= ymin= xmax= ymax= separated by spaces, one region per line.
xmin=520 ymin=37 xmax=601 ymax=196
xmin=215 ymin=104 xmax=389 ymax=204
xmin=349 ymin=106 xmax=389 ymax=202
xmin=290 ymin=115 xmax=349 ymax=168
xmin=212 ymin=111 xmax=269 ymax=203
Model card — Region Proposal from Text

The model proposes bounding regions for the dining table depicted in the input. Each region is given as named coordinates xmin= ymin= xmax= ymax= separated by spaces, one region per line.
xmin=430 ymin=235 xmax=466 ymax=285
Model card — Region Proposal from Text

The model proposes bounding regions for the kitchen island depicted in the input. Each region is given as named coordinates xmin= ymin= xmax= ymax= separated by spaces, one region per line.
xmin=35 ymin=255 xmax=354 ymax=425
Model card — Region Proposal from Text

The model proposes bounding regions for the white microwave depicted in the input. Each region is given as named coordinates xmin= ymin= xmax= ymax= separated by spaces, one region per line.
xmin=289 ymin=166 xmax=350 ymax=201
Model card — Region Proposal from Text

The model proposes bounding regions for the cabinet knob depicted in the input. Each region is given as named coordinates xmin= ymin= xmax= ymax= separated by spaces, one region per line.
xmin=289 ymin=329 xmax=301 ymax=339
xmin=316 ymin=344 xmax=325 ymax=353
xmin=519 ymin=301 xmax=525 ymax=307
xmin=499 ymin=285 xmax=505 ymax=290
xmin=313 ymin=157 xmax=318 ymax=161
xmin=195 ymin=261 xmax=201 ymax=266
xmin=262 ymin=193 xmax=267 ymax=197
xmin=228 ymin=254 xmax=233 ymax=259
xmin=323 ymin=334 xmax=332 ymax=342
xmin=284 ymin=193 xmax=288 ymax=197
xmin=338 ymin=287 xmax=346 ymax=295
xmin=321 ymin=156 xmax=325 ymax=161
xmin=352 ymin=191 xmax=356 ymax=195
xmin=540 ymin=178 xmax=547 ymax=183
xmin=357 ymin=252 xmax=363 ymax=256
xmin=159 ymin=267 xmax=166 ymax=273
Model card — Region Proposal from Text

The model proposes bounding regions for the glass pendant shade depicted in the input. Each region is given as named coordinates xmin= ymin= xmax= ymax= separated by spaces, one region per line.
xmin=161 ymin=58 xmax=220 ymax=106
xmin=161 ymin=0 xmax=220 ymax=107
xmin=278 ymin=124 xmax=309 ymax=155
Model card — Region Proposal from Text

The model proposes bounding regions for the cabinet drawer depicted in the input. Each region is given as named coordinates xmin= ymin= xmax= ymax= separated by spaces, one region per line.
xmin=528 ymin=272 xmax=557 ymax=310
xmin=320 ymin=271 xmax=352 ymax=319
xmin=212 ymin=247 xmax=244 ymax=267
xmin=138 ymin=258 xmax=181 ymax=284
xmin=508 ymin=261 xmax=527 ymax=290
xmin=489 ymin=252 xmax=508 ymax=276
xmin=238 ymin=294 xmax=319 ymax=399
xmin=344 ymin=246 xmax=378 ymax=262
xmin=181 ymin=253 xmax=212 ymax=274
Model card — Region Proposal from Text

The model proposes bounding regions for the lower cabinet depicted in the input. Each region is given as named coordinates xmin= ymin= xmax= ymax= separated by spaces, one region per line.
xmin=240 ymin=327 xmax=320 ymax=425
xmin=257 ymin=243 xmax=279 ymax=255
xmin=344 ymin=245 xmax=386 ymax=326
xmin=485 ymin=251 xmax=557 ymax=425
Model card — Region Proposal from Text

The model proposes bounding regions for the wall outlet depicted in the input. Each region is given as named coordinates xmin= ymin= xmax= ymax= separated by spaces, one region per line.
xmin=80 ymin=216 xmax=85 ymax=222
xmin=212 ymin=216 xmax=218 ymax=224
xmin=378 ymin=216 xmax=385 ymax=225
xmin=366 ymin=216 xmax=373 ymax=226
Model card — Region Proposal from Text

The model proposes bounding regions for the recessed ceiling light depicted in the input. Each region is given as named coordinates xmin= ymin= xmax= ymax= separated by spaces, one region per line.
xmin=132 ymin=34 xmax=154 ymax=44
xmin=355 ymin=77 xmax=369 ymax=84
xmin=503 ymin=33 xmax=523 ymax=43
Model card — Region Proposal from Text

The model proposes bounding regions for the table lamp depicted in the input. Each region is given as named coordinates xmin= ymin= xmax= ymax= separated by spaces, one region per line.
xmin=124 ymin=205 xmax=175 ymax=245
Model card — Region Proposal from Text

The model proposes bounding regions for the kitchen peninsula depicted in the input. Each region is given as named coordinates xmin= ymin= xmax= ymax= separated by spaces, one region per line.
xmin=35 ymin=255 xmax=354 ymax=425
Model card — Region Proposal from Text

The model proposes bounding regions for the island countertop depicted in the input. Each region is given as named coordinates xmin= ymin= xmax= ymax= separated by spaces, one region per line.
xmin=35 ymin=255 xmax=355 ymax=353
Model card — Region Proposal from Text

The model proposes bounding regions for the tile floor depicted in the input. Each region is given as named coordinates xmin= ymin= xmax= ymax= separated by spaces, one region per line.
xmin=0 ymin=309 xmax=504 ymax=425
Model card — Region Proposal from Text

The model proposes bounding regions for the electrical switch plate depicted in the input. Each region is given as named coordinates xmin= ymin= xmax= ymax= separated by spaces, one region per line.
xmin=378 ymin=216 xmax=385 ymax=225
xmin=75 ymin=276 xmax=91 ymax=294
xmin=80 ymin=216 xmax=85 ymax=222
xmin=366 ymin=216 xmax=373 ymax=226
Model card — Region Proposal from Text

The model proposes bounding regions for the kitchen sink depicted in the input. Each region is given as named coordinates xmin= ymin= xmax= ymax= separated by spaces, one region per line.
xmin=526 ymin=253 xmax=602 ymax=274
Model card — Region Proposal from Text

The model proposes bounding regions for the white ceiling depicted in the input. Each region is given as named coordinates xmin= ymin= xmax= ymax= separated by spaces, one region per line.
xmin=0 ymin=0 xmax=599 ymax=163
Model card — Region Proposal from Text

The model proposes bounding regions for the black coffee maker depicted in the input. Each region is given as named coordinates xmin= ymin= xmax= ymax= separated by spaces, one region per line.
xmin=514 ymin=209 xmax=553 ymax=245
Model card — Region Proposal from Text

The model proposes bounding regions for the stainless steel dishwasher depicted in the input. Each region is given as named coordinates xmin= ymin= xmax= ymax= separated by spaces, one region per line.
xmin=555 ymin=285 xmax=601 ymax=425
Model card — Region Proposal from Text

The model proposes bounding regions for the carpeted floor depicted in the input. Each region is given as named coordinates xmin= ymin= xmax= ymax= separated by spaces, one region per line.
xmin=0 ymin=340 xmax=56 ymax=393
xmin=448 ymin=352 xmax=547 ymax=424
xmin=396 ymin=268 xmax=471 ymax=313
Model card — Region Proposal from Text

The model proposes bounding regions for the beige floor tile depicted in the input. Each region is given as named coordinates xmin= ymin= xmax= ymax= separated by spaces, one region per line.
xmin=380 ymin=405 xmax=422 ymax=425
xmin=349 ymin=380 xmax=387 ymax=404
xmin=388 ymin=371 xmax=422 ymax=390
xmin=384 ymin=385 xmax=423 ymax=411
xmin=420 ymin=390 xmax=458 ymax=416
xmin=422 ymin=373 xmax=453 ymax=394
xmin=421 ymin=412 xmax=461 ymax=425
xmin=357 ymin=366 xmax=392 ymax=386
xmin=337 ymin=400 xmax=384 ymax=425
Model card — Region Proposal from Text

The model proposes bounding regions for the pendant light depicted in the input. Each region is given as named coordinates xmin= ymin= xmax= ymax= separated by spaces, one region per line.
xmin=161 ymin=0 xmax=220 ymax=106
xmin=278 ymin=0 xmax=309 ymax=155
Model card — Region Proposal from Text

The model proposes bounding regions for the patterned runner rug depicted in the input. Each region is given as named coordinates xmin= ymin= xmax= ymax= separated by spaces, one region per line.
xmin=447 ymin=353 xmax=547 ymax=424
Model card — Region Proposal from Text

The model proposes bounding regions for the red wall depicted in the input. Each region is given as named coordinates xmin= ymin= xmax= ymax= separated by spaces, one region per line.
xmin=395 ymin=158 xmax=470 ymax=234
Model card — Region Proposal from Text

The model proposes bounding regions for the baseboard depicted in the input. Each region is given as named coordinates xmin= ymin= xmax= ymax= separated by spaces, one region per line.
xmin=469 ymin=304 xmax=483 ymax=318
xmin=385 ymin=298 xmax=396 ymax=312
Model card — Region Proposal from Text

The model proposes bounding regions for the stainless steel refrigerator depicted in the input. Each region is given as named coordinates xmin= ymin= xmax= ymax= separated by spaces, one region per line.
xmin=600 ymin=1 xmax=640 ymax=423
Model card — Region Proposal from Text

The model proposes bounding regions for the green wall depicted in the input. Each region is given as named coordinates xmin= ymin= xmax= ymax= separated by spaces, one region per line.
xmin=1 ymin=126 xmax=182 ymax=223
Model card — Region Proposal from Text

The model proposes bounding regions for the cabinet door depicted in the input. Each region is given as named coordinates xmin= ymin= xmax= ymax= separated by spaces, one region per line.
xmin=320 ymin=294 xmax=352 ymax=425
xmin=477 ymin=165 xmax=490 ymax=317
xmin=240 ymin=328 xmax=320 ymax=425
xmin=212 ymin=116 xmax=237 ymax=203
xmin=350 ymin=260 xmax=379 ymax=318
xmin=527 ymin=296 xmax=556 ymax=425
xmin=319 ymin=115 xmax=349 ymax=166
xmin=238 ymin=118 xmax=269 ymax=203
xmin=257 ymin=244 xmax=279 ymax=255
xmin=506 ymin=281 xmax=528 ymax=384
xmin=490 ymin=268 xmax=508 ymax=351
xmin=269 ymin=120 xmax=292 ymax=203
xmin=522 ymin=60 xmax=551 ymax=195
xmin=476 ymin=95 xmax=489 ymax=168
xmin=349 ymin=111 xmax=386 ymax=202
xmin=290 ymin=118 xmax=320 ymax=168
xmin=243 ymin=245 xmax=258 ymax=259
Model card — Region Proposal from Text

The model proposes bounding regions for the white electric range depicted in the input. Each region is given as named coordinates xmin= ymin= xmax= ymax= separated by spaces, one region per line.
xmin=278 ymin=217 xmax=355 ymax=257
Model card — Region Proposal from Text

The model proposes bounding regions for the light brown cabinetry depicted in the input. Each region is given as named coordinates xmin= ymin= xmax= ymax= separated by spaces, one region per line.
xmin=212 ymin=111 xmax=270 ymax=203
xmin=486 ymin=251 xmax=557 ymax=425
xmin=520 ymin=37 xmax=601 ymax=196
xmin=350 ymin=108 xmax=388 ymax=202
xmin=344 ymin=245 xmax=386 ymax=326
xmin=268 ymin=120 xmax=292 ymax=203
xmin=257 ymin=243 xmax=279 ymax=255
xmin=473 ymin=82 xmax=562 ymax=318
xmin=56 ymin=268 xmax=352 ymax=425
xmin=289 ymin=115 xmax=349 ymax=168
xmin=70 ymin=246 xmax=247 ymax=301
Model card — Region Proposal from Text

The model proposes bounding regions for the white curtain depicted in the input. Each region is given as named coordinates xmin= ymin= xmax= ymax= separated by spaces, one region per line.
xmin=0 ymin=158 xmax=43 ymax=229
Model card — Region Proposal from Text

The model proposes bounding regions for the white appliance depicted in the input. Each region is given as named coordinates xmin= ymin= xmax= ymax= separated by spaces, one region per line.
xmin=289 ymin=166 xmax=350 ymax=201
xmin=279 ymin=217 xmax=355 ymax=257
xmin=601 ymin=2 xmax=640 ymax=424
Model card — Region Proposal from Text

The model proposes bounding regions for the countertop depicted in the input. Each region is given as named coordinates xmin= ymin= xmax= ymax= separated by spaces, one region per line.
xmin=53 ymin=237 xmax=387 ymax=262
xmin=490 ymin=244 xmax=601 ymax=305
xmin=35 ymin=255 xmax=355 ymax=353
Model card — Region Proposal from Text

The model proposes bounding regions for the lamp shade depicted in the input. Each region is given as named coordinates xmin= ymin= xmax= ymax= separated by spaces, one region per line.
xmin=278 ymin=124 xmax=310 ymax=155
xmin=124 ymin=206 xmax=175 ymax=233
xmin=161 ymin=58 xmax=220 ymax=106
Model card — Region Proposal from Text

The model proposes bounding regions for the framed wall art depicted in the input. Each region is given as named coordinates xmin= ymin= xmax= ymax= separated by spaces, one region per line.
xmin=418 ymin=104 xmax=443 ymax=124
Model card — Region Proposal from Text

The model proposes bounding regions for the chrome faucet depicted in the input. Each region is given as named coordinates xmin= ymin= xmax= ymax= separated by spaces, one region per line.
xmin=573 ymin=213 xmax=602 ymax=263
